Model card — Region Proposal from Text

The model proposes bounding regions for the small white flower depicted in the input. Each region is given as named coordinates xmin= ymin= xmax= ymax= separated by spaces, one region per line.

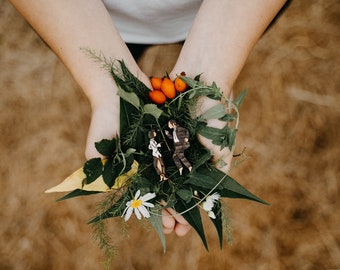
xmin=202 ymin=199 xmax=214 ymax=212
xmin=207 ymin=211 xmax=216 ymax=219
xmin=201 ymin=192 xmax=220 ymax=219
xmin=122 ymin=190 xmax=156 ymax=222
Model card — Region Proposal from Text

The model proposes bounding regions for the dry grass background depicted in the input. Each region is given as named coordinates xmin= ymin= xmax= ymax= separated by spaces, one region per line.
xmin=0 ymin=1 xmax=339 ymax=269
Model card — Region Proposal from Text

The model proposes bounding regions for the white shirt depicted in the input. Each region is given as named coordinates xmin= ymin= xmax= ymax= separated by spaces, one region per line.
xmin=102 ymin=0 xmax=203 ymax=44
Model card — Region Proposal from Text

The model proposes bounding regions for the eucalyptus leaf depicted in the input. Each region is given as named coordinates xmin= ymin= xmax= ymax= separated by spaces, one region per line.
xmin=143 ymin=103 xmax=163 ymax=120
xmin=197 ymin=124 xmax=227 ymax=143
xmin=199 ymin=103 xmax=226 ymax=120
xmin=117 ymin=87 xmax=140 ymax=109
xmin=148 ymin=206 xmax=166 ymax=252
xmin=219 ymin=113 xmax=237 ymax=122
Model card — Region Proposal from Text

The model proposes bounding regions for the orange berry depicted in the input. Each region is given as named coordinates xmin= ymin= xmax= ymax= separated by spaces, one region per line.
xmin=174 ymin=77 xmax=187 ymax=92
xmin=161 ymin=78 xmax=176 ymax=99
xmin=149 ymin=90 xmax=166 ymax=105
xmin=150 ymin=77 xmax=163 ymax=90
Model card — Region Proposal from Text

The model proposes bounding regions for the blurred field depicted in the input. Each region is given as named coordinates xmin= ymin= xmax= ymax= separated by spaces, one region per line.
xmin=0 ymin=1 xmax=339 ymax=269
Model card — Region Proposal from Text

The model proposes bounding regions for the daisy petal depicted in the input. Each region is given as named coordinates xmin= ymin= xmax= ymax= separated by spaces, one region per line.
xmin=141 ymin=192 xmax=156 ymax=201
xmin=138 ymin=205 xmax=150 ymax=218
xmin=135 ymin=190 xmax=141 ymax=199
xmin=142 ymin=202 xmax=155 ymax=208
xmin=124 ymin=207 xmax=134 ymax=221
xmin=134 ymin=208 xmax=142 ymax=219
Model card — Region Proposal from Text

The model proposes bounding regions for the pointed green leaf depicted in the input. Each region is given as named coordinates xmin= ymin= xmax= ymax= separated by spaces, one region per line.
xmin=56 ymin=189 xmax=101 ymax=202
xmin=175 ymin=199 xmax=208 ymax=251
xmin=233 ymin=88 xmax=248 ymax=108
xmin=227 ymin=128 xmax=238 ymax=151
xmin=209 ymin=201 xmax=223 ymax=249
xmin=187 ymin=167 xmax=270 ymax=205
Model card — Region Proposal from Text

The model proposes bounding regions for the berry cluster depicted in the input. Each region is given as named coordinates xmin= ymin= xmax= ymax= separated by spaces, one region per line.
xmin=149 ymin=72 xmax=188 ymax=105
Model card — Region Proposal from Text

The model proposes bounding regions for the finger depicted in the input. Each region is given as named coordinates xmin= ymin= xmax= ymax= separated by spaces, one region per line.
xmin=161 ymin=208 xmax=175 ymax=235
xmin=175 ymin=222 xmax=191 ymax=237
xmin=164 ymin=207 xmax=191 ymax=237
xmin=165 ymin=207 xmax=189 ymax=225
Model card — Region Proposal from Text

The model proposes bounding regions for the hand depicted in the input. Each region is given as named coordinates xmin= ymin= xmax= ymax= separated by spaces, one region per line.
xmin=84 ymin=75 xmax=192 ymax=237
xmin=196 ymin=96 xmax=234 ymax=173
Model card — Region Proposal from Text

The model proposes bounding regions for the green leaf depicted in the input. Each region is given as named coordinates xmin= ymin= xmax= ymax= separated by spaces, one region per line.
xmin=219 ymin=112 xmax=237 ymax=122
xmin=176 ymin=189 xmax=193 ymax=203
xmin=143 ymin=103 xmax=163 ymax=120
xmin=199 ymin=103 xmax=226 ymax=120
xmin=197 ymin=123 xmax=227 ymax=144
xmin=117 ymin=87 xmax=140 ymax=109
xmin=148 ymin=206 xmax=166 ymax=253
xmin=209 ymin=201 xmax=223 ymax=249
xmin=192 ymin=149 xmax=212 ymax=171
xmin=83 ymin=158 xmax=103 ymax=184
xmin=233 ymin=88 xmax=248 ymax=108
xmin=227 ymin=128 xmax=238 ymax=151
xmin=125 ymin=148 xmax=136 ymax=156
xmin=102 ymin=158 xmax=115 ymax=188
xmin=95 ymin=139 xmax=116 ymax=157
xmin=187 ymin=167 xmax=270 ymax=205
xmin=179 ymin=76 xmax=201 ymax=89
xmin=175 ymin=199 xmax=208 ymax=251
xmin=56 ymin=189 xmax=101 ymax=202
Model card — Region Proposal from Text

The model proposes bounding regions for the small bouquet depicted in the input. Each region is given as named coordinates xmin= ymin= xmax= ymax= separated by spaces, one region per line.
xmin=46 ymin=53 xmax=268 ymax=261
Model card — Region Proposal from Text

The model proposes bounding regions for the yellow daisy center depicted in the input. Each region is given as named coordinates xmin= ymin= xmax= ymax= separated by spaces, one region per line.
xmin=131 ymin=199 xmax=143 ymax=208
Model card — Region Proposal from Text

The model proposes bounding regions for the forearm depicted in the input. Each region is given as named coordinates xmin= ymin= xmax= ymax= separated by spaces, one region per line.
xmin=171 ymin=0 xmax=287 ymax=96
xmin=9 ymin=0 xmax=144 ymax=109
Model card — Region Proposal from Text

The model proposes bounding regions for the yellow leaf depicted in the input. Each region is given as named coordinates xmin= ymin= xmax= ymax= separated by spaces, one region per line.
xmin=45 ymin=160 xmax=139 ymax=193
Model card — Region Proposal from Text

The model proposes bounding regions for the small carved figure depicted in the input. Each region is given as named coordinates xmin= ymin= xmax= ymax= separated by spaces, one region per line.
xmin=148 ymin=129 xmax=167 ymax=181
xmin=165 ymin=119 xmax=192 ymax=175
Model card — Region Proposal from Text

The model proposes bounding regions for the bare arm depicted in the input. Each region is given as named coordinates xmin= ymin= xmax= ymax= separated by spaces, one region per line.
xmin=171 ymin=0 xmax=287 ymax=95
xmin=9 ymin=0 xmax=150 ymax=158
xmin=171 ymin=0 xmax=286 ymax=169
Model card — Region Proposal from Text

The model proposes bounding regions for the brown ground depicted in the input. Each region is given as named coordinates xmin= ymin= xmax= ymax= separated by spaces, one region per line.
xmin=0 ymin=1 xmax=339 ymax=269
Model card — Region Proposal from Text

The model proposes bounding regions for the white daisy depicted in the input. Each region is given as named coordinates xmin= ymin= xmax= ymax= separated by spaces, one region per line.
xmin=201 ymin=192 xmax=220 ymax=219
xmin=122 ymin=190 xmax=156 ymax=222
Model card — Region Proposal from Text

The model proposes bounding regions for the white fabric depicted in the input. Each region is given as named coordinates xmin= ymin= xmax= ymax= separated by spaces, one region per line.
xmin=102 ymin=0 xmax=203 ymax=44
